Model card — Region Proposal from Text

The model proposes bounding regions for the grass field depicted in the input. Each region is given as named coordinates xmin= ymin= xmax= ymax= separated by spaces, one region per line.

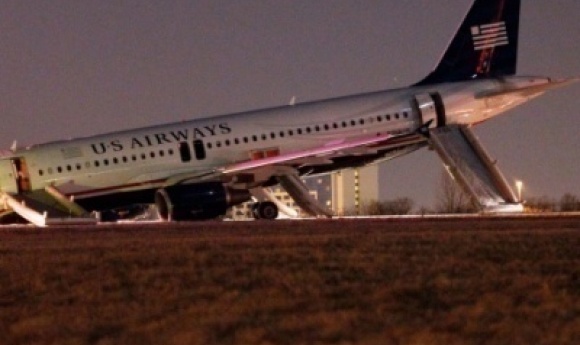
xmin=0 ymin=217 xmax=579 ymax=344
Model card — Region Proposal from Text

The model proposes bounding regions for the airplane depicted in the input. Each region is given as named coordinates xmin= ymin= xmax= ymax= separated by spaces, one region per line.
xmin=0 ymin=0 xmax=576 ymax=226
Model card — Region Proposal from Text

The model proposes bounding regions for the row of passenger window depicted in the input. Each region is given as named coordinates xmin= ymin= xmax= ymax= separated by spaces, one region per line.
xmin=37 ymin=111 xmax=411 ymax=176
xmin=38 ymin=148 xmax=176 ymax=177
xmin=207 ymin=111 xmax=410 ymax=149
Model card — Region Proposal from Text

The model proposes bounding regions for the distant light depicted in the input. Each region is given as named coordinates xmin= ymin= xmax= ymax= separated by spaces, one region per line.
xmin=515 ymin=180 xmax=524 ymax=202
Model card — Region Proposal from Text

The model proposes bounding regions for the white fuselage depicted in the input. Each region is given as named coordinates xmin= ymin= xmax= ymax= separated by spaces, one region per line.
xmin=0 ymin=77 xmax=553 ymax=201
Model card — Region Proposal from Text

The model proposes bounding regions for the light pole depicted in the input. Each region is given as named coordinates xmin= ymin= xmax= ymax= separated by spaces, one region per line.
xmin=515 ymin=180 xmax=523 ymax=202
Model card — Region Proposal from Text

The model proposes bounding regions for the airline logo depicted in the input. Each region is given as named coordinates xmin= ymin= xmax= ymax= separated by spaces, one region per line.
xmin=470 ymin=21 xmax=508 ymax=51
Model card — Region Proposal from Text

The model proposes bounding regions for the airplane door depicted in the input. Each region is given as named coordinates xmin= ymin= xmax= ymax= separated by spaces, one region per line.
xmin=193 ymin=140 xmax=206 ymax=160
xmin=178 ymin=141 xmax=207 ymax=162
xmin=0 ymin=159 xmax=20 ymax=194
xmin=413 ymin=93 xmax=446 ymax=128
xmin=13 ymin=158 xmax=32 ymax=193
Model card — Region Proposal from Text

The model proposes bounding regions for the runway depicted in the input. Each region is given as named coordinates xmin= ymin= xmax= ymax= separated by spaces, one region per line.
xmin=2 ymin=211 xmax=580 ymax=231
xmin=1 ymin=215 xmax=579 ymax=344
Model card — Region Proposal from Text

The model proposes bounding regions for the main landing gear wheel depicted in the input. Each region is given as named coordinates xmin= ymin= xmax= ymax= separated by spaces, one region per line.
xmin=252 ymin=201 xmax=279 ymax=220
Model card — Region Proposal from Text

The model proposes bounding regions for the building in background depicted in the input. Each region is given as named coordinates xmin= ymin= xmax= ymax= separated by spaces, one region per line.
xmin=331 ymin=166 xmax=380 ymax=215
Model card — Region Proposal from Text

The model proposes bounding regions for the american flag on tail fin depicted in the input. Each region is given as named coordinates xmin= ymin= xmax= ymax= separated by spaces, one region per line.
xmin=471 ymin=22 xmax=509 ymax=51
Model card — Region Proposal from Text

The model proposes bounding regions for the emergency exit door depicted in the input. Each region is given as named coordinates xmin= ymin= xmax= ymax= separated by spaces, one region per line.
xmin=0 ymin=158 xmax=31 ymax=194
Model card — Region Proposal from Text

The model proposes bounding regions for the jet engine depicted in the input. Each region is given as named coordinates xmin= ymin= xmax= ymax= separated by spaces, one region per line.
xmin=155 ymin=182 xmax=251 ymax=221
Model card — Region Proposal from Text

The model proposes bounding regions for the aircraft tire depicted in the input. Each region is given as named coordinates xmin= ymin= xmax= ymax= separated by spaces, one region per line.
xmin=252 ymin=201 xmax=278 ymax=220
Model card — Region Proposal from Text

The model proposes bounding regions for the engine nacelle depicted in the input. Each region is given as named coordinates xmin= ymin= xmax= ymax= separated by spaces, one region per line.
xmin=155 ymin=182 xmax=251 ymax=221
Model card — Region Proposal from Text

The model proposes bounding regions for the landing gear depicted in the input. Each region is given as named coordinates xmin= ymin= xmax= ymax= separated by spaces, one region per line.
xmin=251 ymin=201 xmax=279 ymax=220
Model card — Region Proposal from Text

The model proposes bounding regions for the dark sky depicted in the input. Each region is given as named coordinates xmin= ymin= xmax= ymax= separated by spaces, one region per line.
xmin=1 ymin=1 xmax=578 ymax=207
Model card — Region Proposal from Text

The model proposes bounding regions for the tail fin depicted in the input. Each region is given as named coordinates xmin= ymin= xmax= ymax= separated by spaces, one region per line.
xmin=415 ymin=0 xmax=520 ymax=86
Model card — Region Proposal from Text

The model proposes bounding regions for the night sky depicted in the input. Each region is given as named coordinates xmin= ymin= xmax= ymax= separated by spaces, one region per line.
xmin=1 ymin=1 xmax=578 ymax=208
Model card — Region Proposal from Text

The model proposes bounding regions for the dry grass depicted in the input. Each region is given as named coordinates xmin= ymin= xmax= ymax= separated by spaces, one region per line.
xmin=0 ymin=217 xmax=579 ymax=345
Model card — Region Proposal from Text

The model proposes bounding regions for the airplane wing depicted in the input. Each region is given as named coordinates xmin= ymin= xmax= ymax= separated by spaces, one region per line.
xmin=165 ymin=132 xmax=413 ymax=187
xmin=160 ymin=131 xmax=424 ymax=218
xmin=222 ymin=133 xmax=397 ymax=174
